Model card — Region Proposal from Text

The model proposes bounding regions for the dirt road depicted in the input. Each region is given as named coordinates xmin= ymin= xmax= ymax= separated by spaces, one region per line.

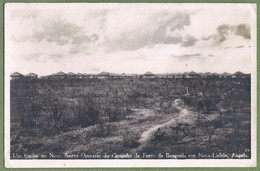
xmin=47 ymin=99 xmax=196 ymax=154
xmin=135 ymin=99 xmax=195 ymax=151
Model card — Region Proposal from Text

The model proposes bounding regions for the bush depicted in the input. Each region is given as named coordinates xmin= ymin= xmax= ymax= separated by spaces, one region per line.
xmin=122 ymin=133 xmax=140 ymax=148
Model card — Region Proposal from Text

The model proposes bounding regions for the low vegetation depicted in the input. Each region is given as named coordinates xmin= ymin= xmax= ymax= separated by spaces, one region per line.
xmin=10 ymin=77 xmax=251 ymax=158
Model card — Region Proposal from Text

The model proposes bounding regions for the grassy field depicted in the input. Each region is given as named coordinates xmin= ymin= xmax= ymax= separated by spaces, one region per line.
xmin=10 ymin=78 xmax=251 ymax=159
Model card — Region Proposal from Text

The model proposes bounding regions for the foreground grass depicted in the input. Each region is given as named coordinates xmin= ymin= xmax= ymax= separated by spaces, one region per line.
xmin=10 ymin=78 xmax=251 ymax=158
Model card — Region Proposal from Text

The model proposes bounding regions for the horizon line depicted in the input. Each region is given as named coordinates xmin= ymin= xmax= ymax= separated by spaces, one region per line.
xmin=10 ymin=71 xmax=251 ymax=77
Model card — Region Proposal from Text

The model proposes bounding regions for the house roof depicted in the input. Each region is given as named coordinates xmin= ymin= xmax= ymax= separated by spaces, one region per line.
xmin=144 ymin=71 xmax=154 ymax=76
xmin=67 ymin=72 xmax=76 ymax=75
xmin=233 ymin=71 xmax=244 ymax=75
xmin=222 ymin=72 xmax=231 ymax=75
xmin=203 ymin=72 xmax=213 ymax=76
xmin=98 ymin=72 xmax=110 ymax=76
xmin=55 ymin=71 xmax=66 ymax=76
xmin=126 ymin=74 xmax=135 ymax=76
xmin=11 ymin=72 xmax=23 ymax=76
xmin=212 ymin=72 xmax=219 ymax=75
xmin=26 ymin=73 xmax=37 ymax=76
xmin=110 ymin=73 xmax=122 ymax=77
xmin=189 ymin=71 xmax=198 ymax=75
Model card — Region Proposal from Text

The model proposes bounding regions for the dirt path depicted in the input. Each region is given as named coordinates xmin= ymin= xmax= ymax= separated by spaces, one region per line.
xmin=135 ymin=99 xmax=193 ymax=151
xmin=54 ymin=99 xmax=195 ymax=154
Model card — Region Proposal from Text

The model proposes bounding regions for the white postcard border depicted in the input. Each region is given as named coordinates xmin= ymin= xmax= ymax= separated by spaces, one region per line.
xmin=4 ymin=3 xmax=257 ymax=168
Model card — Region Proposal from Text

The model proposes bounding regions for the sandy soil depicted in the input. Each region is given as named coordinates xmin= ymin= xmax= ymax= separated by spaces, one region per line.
xmin=58 ymin=98 xmax=197 ymax=154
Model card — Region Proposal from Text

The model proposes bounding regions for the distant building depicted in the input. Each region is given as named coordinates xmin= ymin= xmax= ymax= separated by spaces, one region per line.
xmin=174 ymin=74 xmax=182 ymax=78
xmin=181 ymin=74 xmax=187 ymax=78
xmin=166 ymin=74 xmax=174 ymax=78
xmin=97 ymin=72 xmax=110 ymax=79
xmin=211 ymin=73 xmax=220 ymax=78
xmin=135 ymin=74 xmax=142 ymax=78
xmin=157 ymin=74 xmax=167 ymax=78
xmin=201 ymin=72 xmax=211 ymax=78
xmin=25 ymin=73 xmax=38 ymax=79
xmin=121 ymin=73 xmax=126 ymax=78
xmin=125 ymin=74 xmax=135 ymax=78
xmin=67 ymin=72 xmax=77 ymax=79
xmin=10 ymin=72 xmax=24 ymax=80
xmin=82 ymin=73 xmax=94 ymax=78
xmin=53 ymin=72 xmax=67 ymax=79
xmin=220 ymin=72 xmax=232 ymax=78
xmin=76 ymin=73 xmax=83 ymax=79
xmin=181 ymin=72 xmax=190 ymax=78
xmin=40 ymin=76 xmax=48 ymax=79
xmin=110 ymin=74 xmax=124 ymax=78
xmin=47 ymin=74 xmax=55 ymax=79
xmin=244 ymin=74 xmax=251 ymax=78
xmin=142 ymin=71 xmax=155 ymax=78
xmin=187 ymin=71 xmax=200 ymax=78
xmin=201 ymin=72 xmax=221 ymax=79
xmin=232 ymin=71 xmax=245 ymax=78
xmin=232 ymin=72 xmax=250 ymax=78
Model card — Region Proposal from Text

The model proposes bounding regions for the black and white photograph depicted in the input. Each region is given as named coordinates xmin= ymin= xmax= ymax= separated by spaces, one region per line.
xmin=4 ymin=3 xmax=256 ymax=167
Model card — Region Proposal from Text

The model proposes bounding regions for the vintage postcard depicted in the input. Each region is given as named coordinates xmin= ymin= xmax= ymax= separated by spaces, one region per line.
xmin=4 ymin=3 xmax=256 ymax=168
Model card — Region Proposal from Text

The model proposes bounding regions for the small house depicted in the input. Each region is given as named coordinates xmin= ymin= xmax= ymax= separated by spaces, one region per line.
xmin=10 ymin=72 xmax=24 ymax=80
xmin=82 ymin=73 xmax=93 ymax=78
xmin=25 ymin=73 xmax=38 ymax=79
xmin=157 ymin=74 xmax=167 ymax=78
xmin=166 ymin=74 xmax=174 ymax=78
xmin=244 ymin=74 xmax=251 ymax=78
xmin=76 ymin=73 xmax=83 ymax=79
xmin=187 ymin=71 xmax=200 ymax=78
xmin=181 ymin=74 xmax=187 ymax=78
xmin=201 ymin=72 xmax=211 ymax=78
xmin=142 ymin=71 xmax=155 ymax=78
xmin=53 ymin=72 xmax=67 ymax=79
xmin=40 ymin=76 xmax=48 ymax=79
xmin=110 ymin=74 xmax=124 ymax=78
xmin=211 ymin=73 xmax=220 ymax=78
xmin=67 ymin=72 xmax=77 ymax=79
xmin=47 ymin=74 xmax=56 ymax=79
xmin=174 ymin=74 xmax=182 ymax=78
xmin=220 ymin=72 xmax=232 ymax=78
xmin=121 ymin=73 xmax=126 ymax=78
xmin=125 ymin=74 xmax=135 ymax=78
xmin=135 ymin=74 xmax=142 ymax=78
xmin=232 ymin=71 xmax=245 ymax=78
xmin=97 ymin=72 xmax=110 ymax=79
xmin=181 ymin=72 xmax=190 ymax=78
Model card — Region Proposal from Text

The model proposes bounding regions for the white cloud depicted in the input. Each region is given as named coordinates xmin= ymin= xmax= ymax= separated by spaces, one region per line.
xmin=5 ymin=3 xmax=254 ymax=76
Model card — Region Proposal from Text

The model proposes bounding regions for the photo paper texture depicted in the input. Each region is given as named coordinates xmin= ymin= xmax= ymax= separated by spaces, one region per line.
xmin=4 ymin=3 xmax=257 ymax=168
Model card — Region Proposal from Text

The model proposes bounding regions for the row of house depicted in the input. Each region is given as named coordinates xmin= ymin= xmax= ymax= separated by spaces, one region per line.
xmin=10 ymin=72 xmax=38 ymax=80
xmin=10 ymin=71 xmax=250 ymax=80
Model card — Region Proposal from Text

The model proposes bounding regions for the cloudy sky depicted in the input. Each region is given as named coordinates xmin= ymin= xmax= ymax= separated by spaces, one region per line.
xmin=5 ymin=3 xmax=255 ymax=76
